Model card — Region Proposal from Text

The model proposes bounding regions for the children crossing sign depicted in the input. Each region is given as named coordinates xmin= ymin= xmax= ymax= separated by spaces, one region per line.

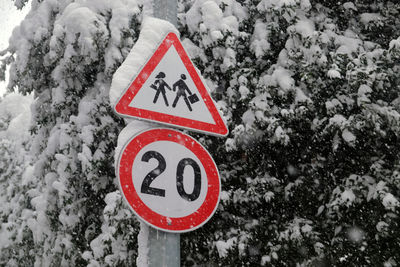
xmin=114 ymin=32 xmax=228 ymax=137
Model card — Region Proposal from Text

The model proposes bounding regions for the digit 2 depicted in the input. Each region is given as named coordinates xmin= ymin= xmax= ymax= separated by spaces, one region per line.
xmin=140 ymin=151 xmax=166 ymax=197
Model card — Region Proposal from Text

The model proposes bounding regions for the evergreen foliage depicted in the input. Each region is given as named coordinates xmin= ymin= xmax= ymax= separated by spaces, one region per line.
xmin=1 ymin=0 xmax=399 ymax=266
xmin=179 ymin=0 xmax=400 ymax=266
xmin=0 ymin=93 xmax=34 ymax=266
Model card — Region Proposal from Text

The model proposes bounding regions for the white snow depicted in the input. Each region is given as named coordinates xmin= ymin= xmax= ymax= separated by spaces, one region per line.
xmin=114 ymin=120 xmax=154 ymax=167
xmin=215 ymin=237 xmax=236 ymax=258
xmin=21 ymin=165 xmax=35 ymax=186
xmin=360 ymin=13 xmax=383 ymax=25
xmin=271 ymin=67 xmax=294 ymax=91
xmin=0 ymin=92 xmax=32 ymax=120
xmin=185 ymin=0 xmax=204 ymax=34
xmin=258 ymin=0 xmax=297 ymax=10
xmin=327 ymin=69 xmax=341 ymax=79
xmin=251 ymin=19 xmax=271 ymax=57
xmin=289 ymin=18 xmax=315 ymax=39
xmin=300 ymin=0 xmax=311 ymax=11
xmin=0 ymin=0 xmax=31 ymax=96
xmin=241 ymin=109 xmax=256 ymax=127
xmin=261 ymin=255 xmax=271 ymax=265
xmin=264 ymin=191 xmax=274 ymax=202
xmin=329 ymin=114 xmax=348 ymax=128
xmin=341 ymin=189 xmax=356 ymax=206
xmin=0 ymin=92 xmax=33 ymax=141
xmin=225 ymin=138 xmax=237 ymax=152
xmin=222 ymin=16 xmax=239 ymax=36
xmin=220 ymin=190 xmax=231 ymax=203
xmin=341 ymin=129 xmax=356 ymax=144
xmin=186 ymin=0 xmax=245 ymax=36
xmin=103 ymin=191 xmax=121 ymax=214
xmin=325 ymin=99 xmax=342 ymax=114
xmin=295 ymin=87 xmax=309 ymax=103
xmin=221 ymin=47 xmax=236 ymax=71
xmin=382 ymin=193 xmax=400 ymax=211
xmin=389 ymin=37 xmax=400 ymax=50
xmin=273 ymin=126 xmax=290 ymax=145
xmin=239 ymin=85 xmax=250 ymax=100
xmin=301 ymin=224 xmax=312 ymax=233
xmin=201 ymin=1 xmax=223 ymax=30
xmin=335 ymin=31 xmax=363 ymax=56
xmin=357 ymin=84 xmax=372 ymax=105
xmin=376 ymin=221 xmax=388 ymax=232
xmin=181 ymin=38 xmax=206 ymax=62
xmin=343 ymin=2 xmax=357 ymax=11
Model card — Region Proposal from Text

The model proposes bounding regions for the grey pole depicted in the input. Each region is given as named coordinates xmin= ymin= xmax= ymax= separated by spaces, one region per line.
xmin=148 ymin=228 xmax=180 ymax=266
xmin=153 ymin=0 xmax=178 ymax=27
xmin=148 ymin=1 xmax=180 ymax=266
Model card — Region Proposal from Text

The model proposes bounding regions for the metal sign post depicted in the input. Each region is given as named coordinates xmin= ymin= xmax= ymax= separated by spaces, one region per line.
xmin=149 ymin=1 xmax=180 ymax=266
xmin=148 ymin=230 xmax=180 ymax=266
xmin=153 ymin=0 xmax=177 ymax=28
xmin=118 ymin=128 xmax=221 ymax=265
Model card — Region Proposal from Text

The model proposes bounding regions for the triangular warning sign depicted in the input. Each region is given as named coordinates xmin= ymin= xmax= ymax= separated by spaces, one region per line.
xmin=114 ymin=32 xmax=228 ymax=136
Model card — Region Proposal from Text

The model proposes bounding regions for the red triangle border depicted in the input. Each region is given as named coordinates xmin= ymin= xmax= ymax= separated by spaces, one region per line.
xmin=114 ymin=32 xmax=228 ymax=137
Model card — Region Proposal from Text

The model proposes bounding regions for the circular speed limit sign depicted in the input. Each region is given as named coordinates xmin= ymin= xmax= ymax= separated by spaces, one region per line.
xmin=117 ymin=128 xmax=221 ymax=232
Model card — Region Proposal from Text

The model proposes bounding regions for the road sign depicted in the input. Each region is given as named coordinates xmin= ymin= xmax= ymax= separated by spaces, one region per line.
xmin=117 ymin=128 xmax=221 ymax=233
xmin=114 ymin=32 xmax=228 ymax=137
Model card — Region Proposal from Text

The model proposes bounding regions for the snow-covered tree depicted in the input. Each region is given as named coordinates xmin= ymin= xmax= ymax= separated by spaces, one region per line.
xmin=2 ymin=0 xmax=148 ymax=265
xmin=178 ymin=0 xmax=400 ymax=266
xmin=0 ymin=93 xmax=33 ymax=266
xmin=1 ymin=0 xmax=399 ymax=266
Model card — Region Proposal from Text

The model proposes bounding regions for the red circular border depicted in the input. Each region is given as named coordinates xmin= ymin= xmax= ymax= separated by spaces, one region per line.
xmin=117 ymin=128 xmax=220 ymax=232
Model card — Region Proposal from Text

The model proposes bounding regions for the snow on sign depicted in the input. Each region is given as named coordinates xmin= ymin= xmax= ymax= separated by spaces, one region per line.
xmin=114 ymin=32 xmax=228 ymax=137
xmin=117 ymin=128 xmax=221 ymax=233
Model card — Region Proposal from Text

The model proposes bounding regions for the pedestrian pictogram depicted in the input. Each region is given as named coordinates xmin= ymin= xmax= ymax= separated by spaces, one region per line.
xmin=172 ymin=74 xmax=198 ymax=111
xmin=117 ymin=128 xmax=221 ymax=233
xmin=151 ymin=72 xmax=172 ymax=106
xmin=114 ymin=32 xmax=228 ymax=136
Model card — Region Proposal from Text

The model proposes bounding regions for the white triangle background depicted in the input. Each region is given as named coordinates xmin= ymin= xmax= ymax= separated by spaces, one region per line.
xmin=128 ymin=45 xmax=216 ymax=124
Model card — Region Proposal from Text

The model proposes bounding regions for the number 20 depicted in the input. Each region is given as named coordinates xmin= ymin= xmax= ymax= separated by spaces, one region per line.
xmin=140 ymin=150 xmax=201 ymax=201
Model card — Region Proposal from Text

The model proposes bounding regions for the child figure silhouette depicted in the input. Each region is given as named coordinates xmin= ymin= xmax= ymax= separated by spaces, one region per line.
xmin=150 ymin=72 xmax=172 ymax=106
xmin=172 ymin=74 xmax=193 ymax=111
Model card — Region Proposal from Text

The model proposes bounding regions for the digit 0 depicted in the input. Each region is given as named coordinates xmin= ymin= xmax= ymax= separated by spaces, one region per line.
xmin=140 ymin=151 xmax=166 ymax=197
xmin=176 ymin=158 xmax=201 ymax=201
